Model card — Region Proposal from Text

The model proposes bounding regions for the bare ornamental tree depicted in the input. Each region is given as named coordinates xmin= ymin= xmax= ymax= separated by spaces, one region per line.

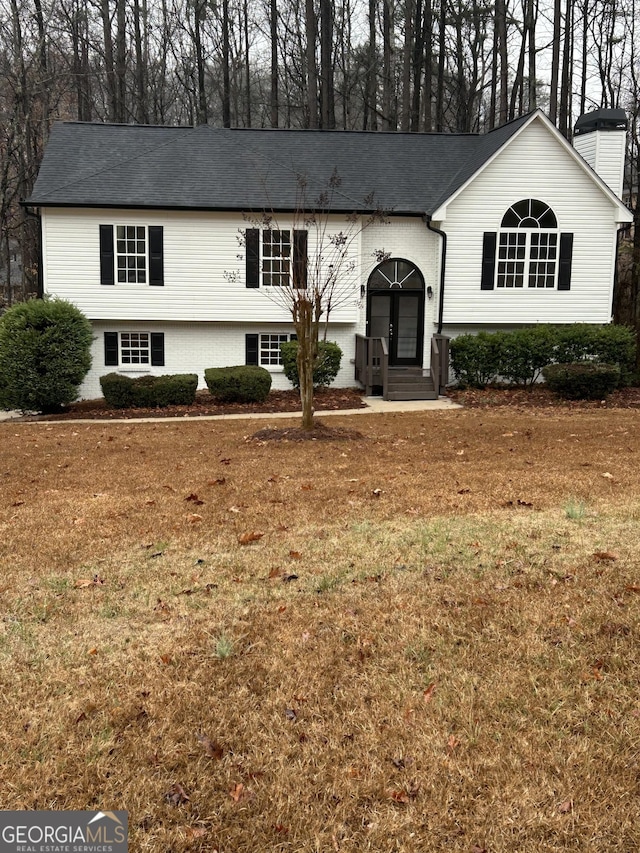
xmin=241 ymin=171 xmax=387 ymax=431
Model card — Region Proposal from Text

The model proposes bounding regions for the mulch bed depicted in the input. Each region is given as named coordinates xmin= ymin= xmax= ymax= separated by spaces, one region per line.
xmin=251 ymin=421 xmax=365 ymax=442
xmin=446 ymin=384 xmax=640 ymax=409
xmin=17 ymin=387 xmax=367 ymax=421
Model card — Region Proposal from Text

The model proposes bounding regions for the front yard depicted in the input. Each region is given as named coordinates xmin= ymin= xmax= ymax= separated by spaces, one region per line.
xmin=1 ymin=407 xmax=639 ymax=851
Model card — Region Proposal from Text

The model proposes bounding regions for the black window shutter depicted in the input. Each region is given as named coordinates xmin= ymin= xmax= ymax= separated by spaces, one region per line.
xmin=480 ymin=232 xmax=497 ymax=290
xmin=293 ymin=230 xmax=308 ymax=289
xmin=148 ymin=226 xmax=164 ymax=286
xmin=246 ymin=229 xmax=260 ymax=288
xmin=245 ymin=333 xmax=259 ymax=365
xmin=104 ymin=332 xmax=119 ymax=366
xmin=100 ymin=225 xmax=115 ymax=285
xmin=150 ymin=333 xmax=165 ymax=366
xmin=558 ymin=233 xmax=573 ymax=291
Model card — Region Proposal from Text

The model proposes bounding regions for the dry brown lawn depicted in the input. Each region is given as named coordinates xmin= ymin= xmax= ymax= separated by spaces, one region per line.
xmin=1 ymin=407 xmax=640 ymax=852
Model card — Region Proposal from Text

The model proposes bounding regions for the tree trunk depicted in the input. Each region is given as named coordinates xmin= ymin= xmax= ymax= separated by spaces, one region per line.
xmin=549 ymin=0 xmax=561 ymax=123
xmin=222 ymin=0 xmax=232 ymax=127
xmin=293 ymin=297 xmax=318 ymax=431
xmin=270 ymin=0 xmax=279 ymax=126
xmin=306 ymin=0 xmax=319 ymax=127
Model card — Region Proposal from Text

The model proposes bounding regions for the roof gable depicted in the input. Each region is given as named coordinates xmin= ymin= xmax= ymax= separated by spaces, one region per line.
xmin=430 ymin=110 xmax=632 ymax=222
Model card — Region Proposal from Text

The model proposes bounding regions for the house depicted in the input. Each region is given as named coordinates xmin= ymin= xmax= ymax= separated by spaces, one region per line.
xmin=25 ymin=108 xmax=632 ymax=401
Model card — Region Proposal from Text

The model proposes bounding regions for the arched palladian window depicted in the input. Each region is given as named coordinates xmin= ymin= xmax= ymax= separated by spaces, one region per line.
xmin=481 ymin=199 xmax=573 ymax=292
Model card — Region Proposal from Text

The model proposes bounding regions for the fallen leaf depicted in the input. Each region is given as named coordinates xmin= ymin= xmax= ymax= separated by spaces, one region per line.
xmin=185 ymin=493 xmax=204 ymax=505
xmin=423 ymin=683 xmax=436 ymax=704
xmin=289 ymin=550 xmax=302 ymax=559
xmin=238 ymin=531 xmax=264 ymax=545
xmin=196 ymin=733 xmax=224 ymax=760
xmin=187 ymin=513 xmax=203 ymax=523
xmin=558 ymin=799 xmax=573 ymax=814
xmin=165 ymin=782 xmax=190 ymax=806
xmin=208 ymin=477 xmax=226 ymax=485
xmin=592 ymin=551 xmax=618 ymax=561
xmin=87 ymin=648 xmax=98 ymax=656
xmin=268 ymin=567 xmax=282 ymax=579
xmin=625 ymin=584 xmax=640 ymax=593
xmin=447 ymin=734 xmax=460 ymax=751
xmin=184 ymin=827 xmax=207 ymax=840
xmin=601 ymin=472 xmax=614 ymax=479
xmin=284 ymin=708 xmax=297 ymax=721
xmin=387 ymin=790 xmax=410 ymax=804
xmin=229 ymin=782 xmax=253 ymax=803
xmin=160 ymin=653 xmax=171 ymax=664
xmin=372 ymin=488 xmax=382 ymax=497
xmin=282 ymin=574 xmax=299 ymax=583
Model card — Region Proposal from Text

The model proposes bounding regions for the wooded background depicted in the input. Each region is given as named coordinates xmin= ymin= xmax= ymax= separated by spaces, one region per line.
xmin=2 ymin=0 xmax=639 ymax=328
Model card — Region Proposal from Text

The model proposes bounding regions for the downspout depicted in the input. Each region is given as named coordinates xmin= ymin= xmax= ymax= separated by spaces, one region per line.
xmin=611 ymin=225 xmax=624 ymax=324
xmin=23 ymin=206 xmax=44 ymax=299
xmin=425 ymin=215 xmax=447 ymax=334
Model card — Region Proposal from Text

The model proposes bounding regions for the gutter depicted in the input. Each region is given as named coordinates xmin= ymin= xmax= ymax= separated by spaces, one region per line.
xmin=425 ymin=216 xmax=447 ymax=334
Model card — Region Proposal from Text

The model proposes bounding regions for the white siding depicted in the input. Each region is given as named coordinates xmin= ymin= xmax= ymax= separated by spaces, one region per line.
xmin=82 ymin=321 xmax=360 ymax=400
xmin=439 ymin=119 xmax=623 ymax=325
xmin=574 ymin=130 xmax=626 ymax=198
xmin=42 ymin=209 xmax=361 ymax=324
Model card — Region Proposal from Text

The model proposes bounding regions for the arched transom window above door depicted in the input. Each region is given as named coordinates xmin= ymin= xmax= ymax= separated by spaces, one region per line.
xmin=368 ymin=259 xmax=424 ymax=290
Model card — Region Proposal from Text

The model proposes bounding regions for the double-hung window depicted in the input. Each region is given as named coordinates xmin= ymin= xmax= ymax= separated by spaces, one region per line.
xmin=245 ymin=332 xmax=296 ymax=367
xmin=116 ymin=226 xmax=147 ymax=283
xmin=104 ymin=331 xmax=165 ymax=367
xmin=245 ymin=228 xmax=308 ymax=289
xmin=481 ymin=199 xmax=573 ymax=291
xmin=99 ymin=224 xmax=164 ymax=286
xmin=497 ymin=199 xmax=557 ymax=289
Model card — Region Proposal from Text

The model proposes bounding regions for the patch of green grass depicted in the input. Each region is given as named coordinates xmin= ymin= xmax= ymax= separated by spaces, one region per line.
xmin=564 ymin=497 xmax=588 ymax=521
xmin=213 ymin=632 xmax=234 ymax=659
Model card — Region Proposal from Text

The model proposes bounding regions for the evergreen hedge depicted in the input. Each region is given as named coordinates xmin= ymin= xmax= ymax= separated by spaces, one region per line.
xmin=450 ymin=324 xmax=636 ymax=389
xmin=542 ymin=362 xmax=621 ymax=399
xmin=100 ymin=372 xmax=198 ymax=408
xmin=204 ymin=365 xmax=272 ymax=403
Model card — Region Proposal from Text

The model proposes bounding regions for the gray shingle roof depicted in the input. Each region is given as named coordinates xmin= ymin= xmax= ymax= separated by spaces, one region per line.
xmin=26 ymin=113 xmax=533 ymax=215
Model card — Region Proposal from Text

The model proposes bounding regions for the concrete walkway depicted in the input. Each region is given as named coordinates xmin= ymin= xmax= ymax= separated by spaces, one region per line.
xmin=0 ymin=396 xmax=460 ymax=425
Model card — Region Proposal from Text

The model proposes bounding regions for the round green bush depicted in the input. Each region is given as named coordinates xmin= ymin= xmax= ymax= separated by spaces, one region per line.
xmin=0 ymin=298 xmax=93 ymax=413
xmin=280 ymin=340 xmax=342 ymax=389
xmin=204 ymin=365 xmax=272 ymax=403
xmin=542 ymin=362 xmax=620 ymax=399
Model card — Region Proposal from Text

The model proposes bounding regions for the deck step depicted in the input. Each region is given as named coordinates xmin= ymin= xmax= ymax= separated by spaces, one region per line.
xmin=387 ymin=389 xmax=438 ymax=401
xmin=384 ymin=367 xmax=437 ymax=400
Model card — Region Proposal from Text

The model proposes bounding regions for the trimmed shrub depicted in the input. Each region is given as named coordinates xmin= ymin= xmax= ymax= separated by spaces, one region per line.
xmin=450 ymin=324 xmax=636 ymax=390
xmin=499 ymin=325 xmax=558 ymax=386
xmin=542 ymin=362 xmax=620 ymax=399
xmin=0 ymin=298 xmax=92 ymax=413
xmin=100 ymin=372 xmax=198 ymax=408
xmin=449 ymin=331 xmax=505 ymax=388
xmin=204 ymin=365 xmax=272 ymax=403
xmin=280 ymin=340 xmax=343 ymax=389
xmin=554 ymin=324 xmax=636 ymax=385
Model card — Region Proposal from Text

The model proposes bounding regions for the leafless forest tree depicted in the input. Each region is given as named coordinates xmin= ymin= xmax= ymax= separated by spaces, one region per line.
xmin=1 ymin=0 xmax=640 ymax=327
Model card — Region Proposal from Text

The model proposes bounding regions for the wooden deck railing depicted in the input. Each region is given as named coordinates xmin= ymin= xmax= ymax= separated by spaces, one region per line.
xmin=431 ymin=334 xmax=451 ymax=392
xmin=355 ymin=334 xmax=389 ymax=398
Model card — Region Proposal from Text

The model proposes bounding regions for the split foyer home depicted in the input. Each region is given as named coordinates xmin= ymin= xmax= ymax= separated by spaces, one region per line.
xmin=25 ymin=108 xmax=632 ymax=400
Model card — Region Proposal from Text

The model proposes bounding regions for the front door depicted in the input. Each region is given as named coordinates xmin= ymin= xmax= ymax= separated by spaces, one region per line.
xmin=367 ymin=259 xmax=425 ymax=367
